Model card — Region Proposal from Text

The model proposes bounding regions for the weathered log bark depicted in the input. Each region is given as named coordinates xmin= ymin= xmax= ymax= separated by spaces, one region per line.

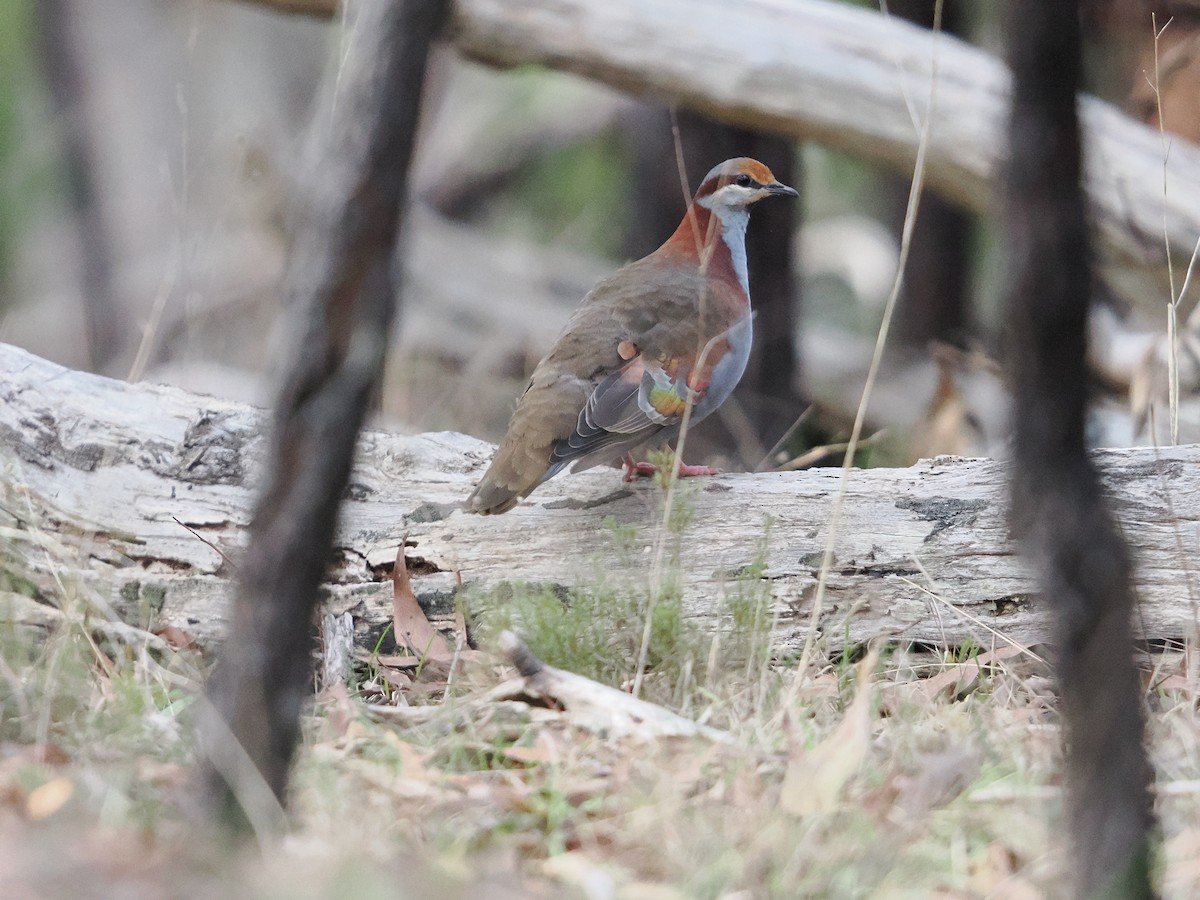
xmin=3 ymin=342 xmax=1199 ymax=658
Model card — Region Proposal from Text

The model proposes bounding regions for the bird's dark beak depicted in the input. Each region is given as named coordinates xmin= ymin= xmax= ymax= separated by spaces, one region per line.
xmin=766 ymin=181 xmax=799 ymax=198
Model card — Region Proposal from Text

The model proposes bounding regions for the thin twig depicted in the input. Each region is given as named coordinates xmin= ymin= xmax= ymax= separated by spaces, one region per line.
xmin=795 ymin=0 xmax=945 ymax=679
xmin=634 ymin=114 xmax=723 ymax=698
xmin=774 ymin=429 xmax=887 ymax=472
xmin=1152 ymin=14 xmax=1181 ymax=444
xmin=173 ymin=516 xmax=239 ymax=573
xmin=898 ymin=568 xmax=1045 ymax=667
xmin=755 ymin=406 xmax=814 ymax=472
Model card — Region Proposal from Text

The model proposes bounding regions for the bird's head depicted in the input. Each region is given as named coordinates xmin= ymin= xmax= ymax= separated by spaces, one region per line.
xmin=694 ymin=158 xmax=799 ymax=213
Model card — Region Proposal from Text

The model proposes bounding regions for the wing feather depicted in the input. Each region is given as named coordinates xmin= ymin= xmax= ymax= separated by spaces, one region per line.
xmin=549 ymin=353 xmax=692 ymax=467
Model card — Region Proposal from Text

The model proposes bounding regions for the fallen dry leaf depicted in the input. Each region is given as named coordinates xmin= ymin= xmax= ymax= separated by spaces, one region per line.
xmin=153 ymin=625 xmax=199 ymax=651
xmin=317 ymin=681 xmax=357 ymax=738
xmin=133 ymin=760 xmax=190 ymax=791
xmin=915 ymin=645 xmax=1026 ymax=700
xmin=969 ymin=840 xmax=1039 ymax=900
xmin=379 ymin=668 xmax=413 ymax=690
xmin=894 ymin=747 xmax=981 ymax=820
xmin=502 ymin=731 xmax=562 ymax=767
xmin=391 ymin=543 xmax=452 ymax=662
xmin=881 ymin=645 xmax=1028 ymax=713
xmin=780 ymin=646 xmax=879 ymax=816
xmin=382 ymin=730 xmax=433 ymax=778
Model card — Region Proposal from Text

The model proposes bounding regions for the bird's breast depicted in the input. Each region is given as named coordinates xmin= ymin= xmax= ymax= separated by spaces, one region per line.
xmin=690 ymin=313 xmax=753 ymax=423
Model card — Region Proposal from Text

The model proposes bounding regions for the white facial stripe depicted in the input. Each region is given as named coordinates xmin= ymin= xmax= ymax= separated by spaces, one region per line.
xmin=698 ymin=185 xmax=758 ymax=209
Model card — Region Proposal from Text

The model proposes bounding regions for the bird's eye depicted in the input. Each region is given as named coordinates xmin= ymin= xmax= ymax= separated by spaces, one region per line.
xmin=735 ymin=174 xmax=754 ymax=188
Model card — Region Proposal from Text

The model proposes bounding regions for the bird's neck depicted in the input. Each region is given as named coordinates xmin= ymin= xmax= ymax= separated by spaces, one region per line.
xmin=661 ymin=201 xmax=751 ymax=300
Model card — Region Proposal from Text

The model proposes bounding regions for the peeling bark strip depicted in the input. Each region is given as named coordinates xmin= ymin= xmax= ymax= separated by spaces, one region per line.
xmin=198 ymin=0 xmax=449 ymax=829
xmin=3 ymin=341 xmax=1200 ymax=661
xmin=1001 ymin=2 xmax=1155 ymax=897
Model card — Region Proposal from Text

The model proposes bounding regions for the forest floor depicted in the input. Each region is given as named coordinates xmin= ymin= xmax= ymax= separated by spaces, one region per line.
xmin=2 ymin=522 xmax=1199 ymax=900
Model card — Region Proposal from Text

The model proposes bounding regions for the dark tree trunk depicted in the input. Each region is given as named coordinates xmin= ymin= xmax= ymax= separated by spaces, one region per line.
xmin=33 ymin=0 xmax=124 ymax=373
xmin=625 ymin=108 xmax=803 ymax=465
xmin=200 ymin=0 xmax=448 ymax=833
xmin=878 ymin=0 xmax=973 ymax=349
xmin=1001 ymin=2 xmax=1156 ymax=897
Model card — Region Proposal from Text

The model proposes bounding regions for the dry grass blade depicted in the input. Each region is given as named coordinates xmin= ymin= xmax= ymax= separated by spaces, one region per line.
xmin=172 ymin=515 xmax=239 ymax=573
xmin=796 ymin=0 xmax=945 ymax=679
xmin=882 ymin=645 xmax=1026 ymax=707
xmin=901 ymin=558 xmax=1046 ymax=667
xmin=779 ymin=645 xmax=879 ymax=815
xmin=774 ymin=428 xmax=887 ymax=472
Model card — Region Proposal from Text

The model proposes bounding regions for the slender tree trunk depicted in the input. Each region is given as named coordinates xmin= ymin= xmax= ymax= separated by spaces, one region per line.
xmin=200 ymin=0 xmax=448 ymax=833
xmin=1002 ymin=2 xmax=1156 ymax=896
xmin=878 ymin=0 xmax=973 ymax=349
xmin=33 ymin=0 xmax=124 ymax=372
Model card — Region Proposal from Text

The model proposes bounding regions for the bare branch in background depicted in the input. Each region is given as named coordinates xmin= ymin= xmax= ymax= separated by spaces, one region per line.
xmin=33 ymin=0 xmax=125 ymax=372
xmin=200 ymin=0 xmax=448 ymax=831
xmin=224 ymin=0 xmax=338 ymax=17
xmin=231 ymin=0 xmax=1200 ymax=312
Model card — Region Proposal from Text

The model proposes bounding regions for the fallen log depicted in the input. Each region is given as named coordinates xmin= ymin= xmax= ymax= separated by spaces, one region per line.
xmin=2 ymin=342 xmax=1197 ymax=656
xmin=450 ymin=0 xmax=1200 ymax=314
xmin=231 ymin=0 xmax=1200 ymax=315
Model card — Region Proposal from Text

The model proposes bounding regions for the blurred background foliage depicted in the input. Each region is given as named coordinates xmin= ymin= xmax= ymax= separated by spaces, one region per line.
xmin=0 ymin=0 xmax=48 ymax=310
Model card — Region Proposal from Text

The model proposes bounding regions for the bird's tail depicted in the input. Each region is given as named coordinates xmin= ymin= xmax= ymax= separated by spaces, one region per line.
xmin=464 ymin=480 xmax=522 ymax=515
xmin=465 ymin=458 xmax=567 ymax=515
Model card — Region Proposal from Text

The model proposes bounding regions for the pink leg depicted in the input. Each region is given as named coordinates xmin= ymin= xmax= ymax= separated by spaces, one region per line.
xmin=622 ymin=454 xmax=658 ymax=481
xmin=622 ymin=454 xmax=719 ymax=481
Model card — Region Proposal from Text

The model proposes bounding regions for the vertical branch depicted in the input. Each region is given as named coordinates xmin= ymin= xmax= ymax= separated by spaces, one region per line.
xmin=33 ymin=0 xmax=124 ymax=372
xmin=1001 ymin=2 xmax=1156 ymax=897
xmin=201 ymin=0 xmax=447 ymax=830
xmin=880 ymin=0 xmax=972 ymax=349
xmin=741 ymin=137 xmax=800 ymax=432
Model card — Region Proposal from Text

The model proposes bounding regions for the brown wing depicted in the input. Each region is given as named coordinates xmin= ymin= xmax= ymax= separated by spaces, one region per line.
xmin=465 ymin=258 xmax=731 ymax=514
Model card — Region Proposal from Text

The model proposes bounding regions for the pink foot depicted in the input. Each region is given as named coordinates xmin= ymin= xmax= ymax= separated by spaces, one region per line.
xmin=675 ymin=463 xmax=720 ymax=477
xmin=622 ymin=455 xmax=659 ymax=482
xmin=621 ymin=454 xmax=720 ymax=481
